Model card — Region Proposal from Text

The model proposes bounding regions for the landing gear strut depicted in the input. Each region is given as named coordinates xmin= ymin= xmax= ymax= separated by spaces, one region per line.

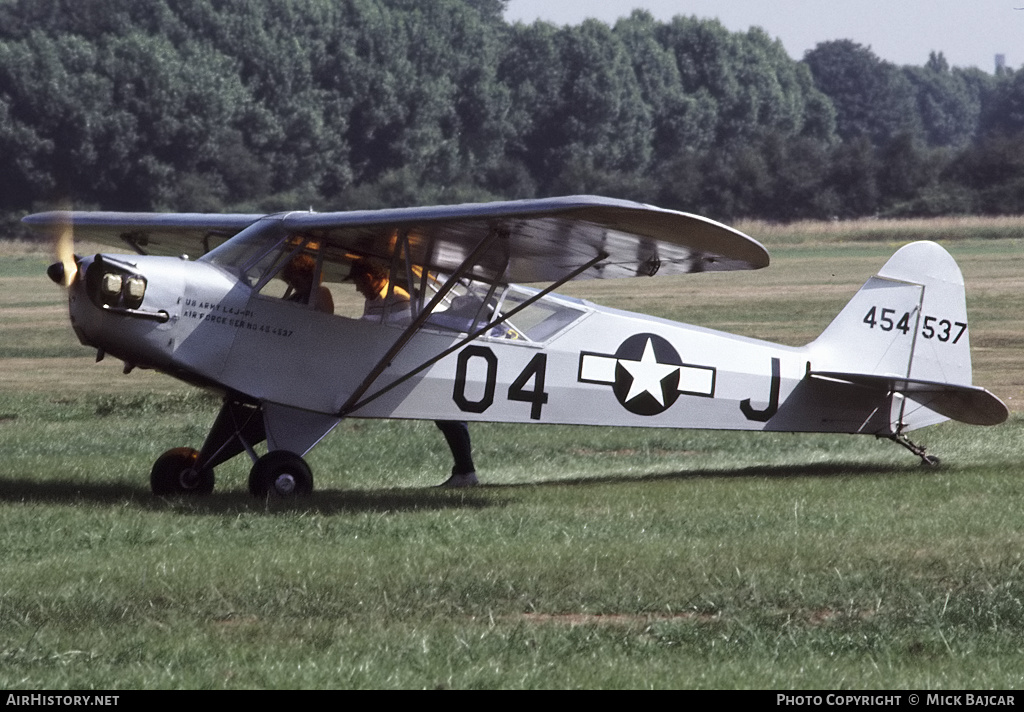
xmin=885 ymin=432 xmax=941 ymax=467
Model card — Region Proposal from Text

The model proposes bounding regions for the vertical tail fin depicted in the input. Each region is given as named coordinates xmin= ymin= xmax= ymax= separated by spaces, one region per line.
xmin=807 ymin=241 xmax=978 ymax=429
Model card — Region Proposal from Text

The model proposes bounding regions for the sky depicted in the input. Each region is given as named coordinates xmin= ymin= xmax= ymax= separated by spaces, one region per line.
xmin=504 ymin=0 xmax=1024 ymax=72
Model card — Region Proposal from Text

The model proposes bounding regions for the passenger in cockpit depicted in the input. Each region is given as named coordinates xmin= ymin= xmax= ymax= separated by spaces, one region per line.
xmin=282 ymin=253 xmax=334 ymax=314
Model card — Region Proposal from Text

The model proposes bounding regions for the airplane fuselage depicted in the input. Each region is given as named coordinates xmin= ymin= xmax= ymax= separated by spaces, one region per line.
xmin=69 ymin=252 xmax=898 ymax=439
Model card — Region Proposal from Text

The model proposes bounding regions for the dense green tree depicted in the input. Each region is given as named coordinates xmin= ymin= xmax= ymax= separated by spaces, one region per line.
xmin=876 ymin=132 xmax=944 ymax=208
xmin=169 ymin=0 xmax=354 ymax=202
xmin=659 ymin=18 xmax=834 ymax=145
xmin=0 ymin=0 xmax=1021 ymax=222
xmin=615 ymin=10 xmax=716 ymax=158
xmin=0 ymin=0 xmax=185 ymax=41
xmin=301 ymin=0 xmax=514 ymax=206
xmin=823 ymin=136 xmax=881 ymax=217
xmin=643 ymin=17 xmax=838 ymax=218
xmin=0 ymin=25 xmax=266 ymax=211
xmin=945 ymin=131 xmax=1024 ymax=214
xmin=903 ymin=53 xmax=982 ymax=147
xmin=978 ymin=67 xmax=1024 ymax=137
xmin=499 ymin=19 xmax=654 ymax=197
xmin=804 ymin=40 xmax=920 ymax=145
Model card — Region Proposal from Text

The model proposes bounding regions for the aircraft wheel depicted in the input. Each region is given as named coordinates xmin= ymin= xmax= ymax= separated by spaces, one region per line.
xmin=921 ymin=454 xmax=942 ymax=468
xmin=150 ymin=447 xmax=215 ymax=496
xmin=249 ymin=450 xmax=313 ymax=497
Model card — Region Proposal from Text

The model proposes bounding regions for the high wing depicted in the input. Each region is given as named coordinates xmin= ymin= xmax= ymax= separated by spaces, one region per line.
xmin=273 ymin=195 xmax=767 ymax=283
xmin=22 ymin=211 xmax=264 ymax=257
xmin=25 ymin=196 xmax=768 ymax=283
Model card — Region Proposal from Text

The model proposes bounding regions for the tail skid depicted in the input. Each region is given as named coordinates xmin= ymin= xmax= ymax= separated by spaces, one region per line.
xmin=884 ymin=430 xmax=942 ymax=468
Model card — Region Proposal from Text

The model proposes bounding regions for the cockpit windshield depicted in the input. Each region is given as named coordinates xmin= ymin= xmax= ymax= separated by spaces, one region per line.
xmin=200 ymin=217 xmax=290 ymax=286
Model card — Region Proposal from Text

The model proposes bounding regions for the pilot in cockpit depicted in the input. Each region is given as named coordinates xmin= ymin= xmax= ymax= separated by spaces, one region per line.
xmin=348 ymin=258 xmax=411 ymax=322
xmin=282 ymin=253 xmax=334 ymax=314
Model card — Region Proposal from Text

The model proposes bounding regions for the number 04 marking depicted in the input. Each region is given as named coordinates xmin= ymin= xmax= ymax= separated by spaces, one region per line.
xmin=453 ymin=347 xmax=549 ymax=420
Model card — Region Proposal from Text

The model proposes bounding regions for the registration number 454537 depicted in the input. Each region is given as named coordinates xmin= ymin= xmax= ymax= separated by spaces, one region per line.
xmin=863 ymin=307 xmax=966 ymax=344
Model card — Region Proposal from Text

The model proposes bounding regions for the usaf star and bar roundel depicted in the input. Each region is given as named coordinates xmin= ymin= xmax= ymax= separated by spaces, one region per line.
xmin=578 ymin=333 xmax=716 ymax=415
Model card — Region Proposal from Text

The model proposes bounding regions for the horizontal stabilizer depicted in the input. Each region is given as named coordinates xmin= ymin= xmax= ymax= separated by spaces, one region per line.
xmin=810 ymin=371 xmax=1008 ymax=426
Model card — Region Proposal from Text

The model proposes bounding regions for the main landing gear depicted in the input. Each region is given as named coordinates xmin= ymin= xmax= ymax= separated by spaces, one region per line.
xmin=148 ymin=399 xmax=315 ymax=497
xmin=247 ymin=450 xmax=313 ymax=497
xmin=150 ymin=447 xmax=215 ymax=495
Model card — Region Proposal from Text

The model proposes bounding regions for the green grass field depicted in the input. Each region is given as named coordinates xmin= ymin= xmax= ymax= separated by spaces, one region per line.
xmin=1 ymin=222 xmax=1022 ymax=688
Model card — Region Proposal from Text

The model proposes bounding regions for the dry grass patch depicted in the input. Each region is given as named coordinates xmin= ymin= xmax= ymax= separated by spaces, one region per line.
xmin=736 ymin=215 xmax=1024 ymax=246
xmin=0 ymin=357 xmax=195 ymax=395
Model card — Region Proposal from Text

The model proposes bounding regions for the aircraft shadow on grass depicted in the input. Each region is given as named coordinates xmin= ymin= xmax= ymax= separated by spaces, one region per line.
xmin=505 ymin=461 xmax=930 ymax=489
xmin=0 ymin=476 xmax=497 ymax=515
xmin=0 ymin=461 xmax=922 ymax=514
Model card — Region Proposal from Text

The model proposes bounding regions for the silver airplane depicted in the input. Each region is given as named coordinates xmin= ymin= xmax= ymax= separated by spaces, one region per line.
xmin=26 ymin=196 xmax=1008 ymax=496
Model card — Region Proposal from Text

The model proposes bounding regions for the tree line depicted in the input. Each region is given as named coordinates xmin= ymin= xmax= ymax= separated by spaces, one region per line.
xmin=2 ymin=0 xmax=1023 ymax=234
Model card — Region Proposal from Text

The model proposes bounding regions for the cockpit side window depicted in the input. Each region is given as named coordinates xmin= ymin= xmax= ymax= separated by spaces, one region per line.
xmin=250 ymin=238 xmax=338 ymax=314
xmin=419 ymin=278 xmax=587 ymax=343
xmin=203 ymin=225 xmax=588 ymax=336
xmin=492 ymin=286 xmax=587 ymax=342
xmin=253 ymin=240 xmax=307 ymax=293
xmin=421 ymin=277 xmax=495 ymax=335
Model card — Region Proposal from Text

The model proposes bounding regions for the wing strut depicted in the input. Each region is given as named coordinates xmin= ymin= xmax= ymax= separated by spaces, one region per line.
xmin=336 ymin=226 xmax=509 ymax=417
xmin=339 ymin=249 xmax=609 ymax=417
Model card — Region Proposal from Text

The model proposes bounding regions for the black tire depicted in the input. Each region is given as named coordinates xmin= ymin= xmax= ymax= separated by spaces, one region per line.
xmin=150 ymin=447 xmax=215 ymax=496
xmin=248 ymin=450 xmax=313 ymax=497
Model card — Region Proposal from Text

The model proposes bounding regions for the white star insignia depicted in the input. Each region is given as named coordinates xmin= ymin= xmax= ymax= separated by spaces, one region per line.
xmin=577 ymin=336 xmax=716 ymax=415
xmin=619 ymin=338 xmax=679 ymax=405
